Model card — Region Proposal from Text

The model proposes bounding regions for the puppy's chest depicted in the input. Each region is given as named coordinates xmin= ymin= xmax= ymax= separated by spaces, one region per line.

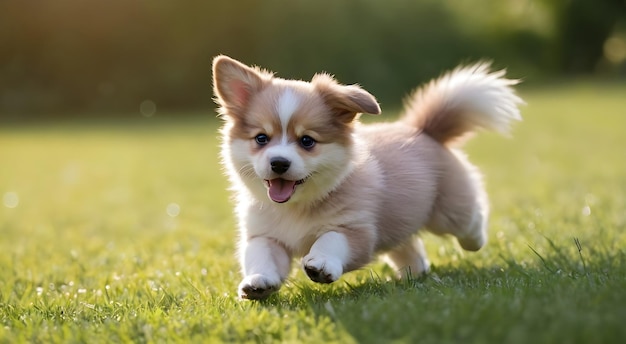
xmin=246 ymin=210 xmax=325 ymax=255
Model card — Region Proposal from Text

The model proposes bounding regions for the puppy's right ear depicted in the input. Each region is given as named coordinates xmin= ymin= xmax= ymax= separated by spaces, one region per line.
xmin=212 ymin=55 xmax=270 ymax=116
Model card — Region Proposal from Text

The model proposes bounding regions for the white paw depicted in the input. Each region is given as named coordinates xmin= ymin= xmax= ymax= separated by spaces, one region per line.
xmin=302 ymin=254 xmax=343 ymax=284
xmin=238 ymin=274 xmax=281 ymax=300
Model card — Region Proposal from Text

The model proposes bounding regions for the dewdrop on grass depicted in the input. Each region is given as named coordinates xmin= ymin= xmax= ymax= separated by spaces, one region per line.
xmin=3 ymin=192 xmax=19 ymax=208
xmin=166 ymin=203 xmax=180 ymax=217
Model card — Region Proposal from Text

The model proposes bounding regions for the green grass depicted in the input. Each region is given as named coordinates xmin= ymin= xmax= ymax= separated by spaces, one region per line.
xmin=1 ymin=82 xmax=625 ymax=343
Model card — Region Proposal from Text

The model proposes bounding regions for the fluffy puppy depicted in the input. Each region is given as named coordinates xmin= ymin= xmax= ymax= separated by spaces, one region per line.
xmin=212 ymin=55 xmax=522 ymax=300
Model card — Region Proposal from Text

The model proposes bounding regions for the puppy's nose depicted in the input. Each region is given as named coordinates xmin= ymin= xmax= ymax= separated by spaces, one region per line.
xmin=270 ymin=157 xmax=291 ymax=174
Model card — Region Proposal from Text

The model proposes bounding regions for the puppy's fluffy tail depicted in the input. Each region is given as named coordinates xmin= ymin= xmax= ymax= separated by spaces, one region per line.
xmin=401 ymin=62 xmax=523 ymax=146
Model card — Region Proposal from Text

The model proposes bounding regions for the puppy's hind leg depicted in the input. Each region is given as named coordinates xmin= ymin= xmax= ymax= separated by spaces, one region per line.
xmin=455 ymin=203 xmax=488 ymax=251
xmin=426 ymin=151 xmax=489 ymax=251
xmin=384 ymin=236 xmax=431 ymax=279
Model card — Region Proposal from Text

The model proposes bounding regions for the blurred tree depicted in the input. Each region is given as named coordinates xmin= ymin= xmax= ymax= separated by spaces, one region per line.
xmin=546 ymin=0 xmax=626 ymax=73
xmin=0 ymin=0 xmax=624 ymax=120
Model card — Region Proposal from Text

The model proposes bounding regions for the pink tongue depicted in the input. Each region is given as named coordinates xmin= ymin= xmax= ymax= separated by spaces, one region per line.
xmin=268 ymin=178 xmax=297 ymax=203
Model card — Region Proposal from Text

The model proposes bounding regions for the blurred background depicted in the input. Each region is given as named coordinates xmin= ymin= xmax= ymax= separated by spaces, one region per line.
xmin=0 ymin=0 xmax=625 ymax=121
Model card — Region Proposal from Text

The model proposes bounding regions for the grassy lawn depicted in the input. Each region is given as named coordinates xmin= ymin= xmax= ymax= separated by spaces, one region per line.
xmin=1 ymin=82 xmax=625 ymax=343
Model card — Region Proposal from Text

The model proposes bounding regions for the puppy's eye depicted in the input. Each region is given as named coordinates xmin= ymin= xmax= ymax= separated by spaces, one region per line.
xmin=299 ymin=135 xmax=316 ymax=149
xmin=255 ymin=134 xmax=270 ymax=146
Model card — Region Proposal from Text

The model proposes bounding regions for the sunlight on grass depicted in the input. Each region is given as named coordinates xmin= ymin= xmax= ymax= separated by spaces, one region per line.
xmin=1 ymin=83 xmax=625 ymax=342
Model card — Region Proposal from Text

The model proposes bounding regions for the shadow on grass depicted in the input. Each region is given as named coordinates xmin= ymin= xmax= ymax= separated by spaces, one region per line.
xmin=256 ymin=261 xmax=521 ymax=308
xmin=250 ymin=248 xmax=625 ymax=343
xmin=254 ymin=238 xmax=625 ymax=309
xmin=230 ymin=234 xmax=626 ymax=343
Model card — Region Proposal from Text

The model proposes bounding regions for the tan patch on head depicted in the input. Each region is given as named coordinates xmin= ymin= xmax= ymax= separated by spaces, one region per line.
xmin=225 ymin=78 xmax=358 ymax=156
xmin=226 ymin=87 xmax=284 ymax=143
xmin=285 ymin=91 xmax=355 ymax=148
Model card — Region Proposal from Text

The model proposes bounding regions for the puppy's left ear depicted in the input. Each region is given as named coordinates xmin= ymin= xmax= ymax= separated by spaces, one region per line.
xmin=313 ymin=73 xmax=381 ymax=122
xmin=212 ymin=55 xmax=271 ymax=117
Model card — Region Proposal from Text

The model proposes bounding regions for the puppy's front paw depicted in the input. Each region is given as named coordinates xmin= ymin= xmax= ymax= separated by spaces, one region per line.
xmin=238 ymin=274 xmax=281 ymax=300
xmin=302 ymin=255 xmax=343 ymax=284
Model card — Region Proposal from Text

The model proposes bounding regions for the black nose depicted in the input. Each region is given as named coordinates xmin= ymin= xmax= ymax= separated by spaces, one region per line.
xmin=270 ymin=157 xmax=291 ymax=174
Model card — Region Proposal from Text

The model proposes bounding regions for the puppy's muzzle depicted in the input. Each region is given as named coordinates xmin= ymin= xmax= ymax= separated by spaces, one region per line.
xmin=270 ymin=157 xmax=291 ymax=175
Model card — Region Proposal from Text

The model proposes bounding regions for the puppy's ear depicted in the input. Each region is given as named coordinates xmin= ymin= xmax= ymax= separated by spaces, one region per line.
xmin=312 ymin=73 xmax=381 ymax=122
xmin=212 ymin=55 xmax=271 ymax=117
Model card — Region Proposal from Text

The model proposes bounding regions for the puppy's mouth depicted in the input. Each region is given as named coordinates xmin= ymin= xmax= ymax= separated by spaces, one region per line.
xmin=264 ymin=178 xmax=307 ymax=203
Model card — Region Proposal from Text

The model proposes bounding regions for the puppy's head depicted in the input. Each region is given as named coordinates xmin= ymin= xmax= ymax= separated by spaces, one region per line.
xmin=213 ymin=55 xmax=380 ymax=204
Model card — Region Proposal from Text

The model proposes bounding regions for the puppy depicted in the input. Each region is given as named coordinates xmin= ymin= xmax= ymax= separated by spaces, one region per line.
xmin=212 ymin=55 xmax=522 ymax=300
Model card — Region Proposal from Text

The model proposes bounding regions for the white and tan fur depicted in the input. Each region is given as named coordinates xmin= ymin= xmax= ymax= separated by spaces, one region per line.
xmin=212 ymin=56 xmax=523 ymax=300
